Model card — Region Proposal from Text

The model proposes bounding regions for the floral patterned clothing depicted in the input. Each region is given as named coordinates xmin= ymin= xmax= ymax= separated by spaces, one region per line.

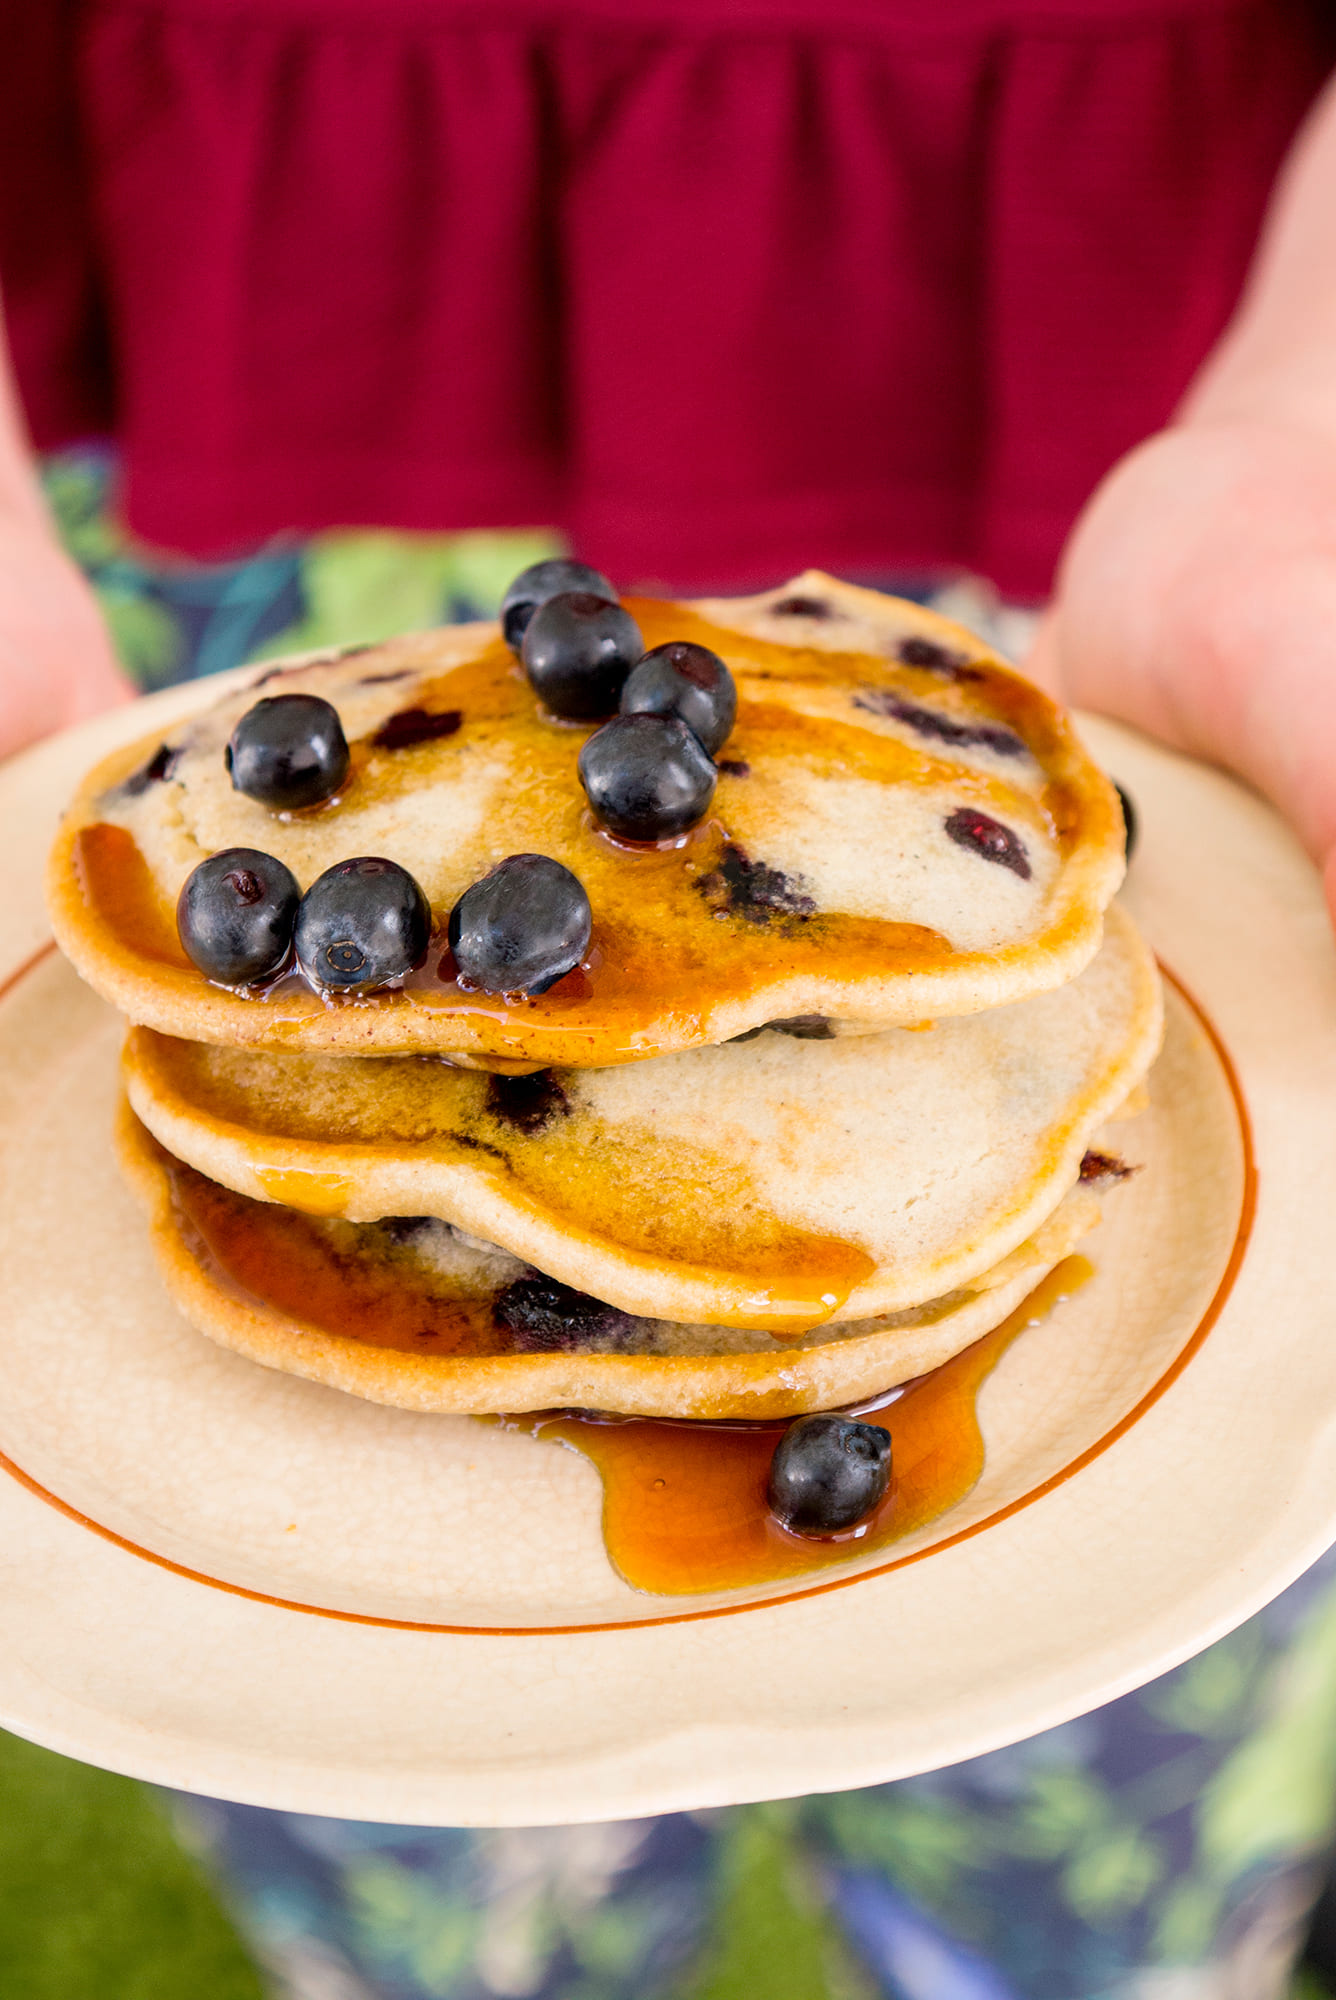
xmin=170 ymin=1554 xmax=1336 ymax=2000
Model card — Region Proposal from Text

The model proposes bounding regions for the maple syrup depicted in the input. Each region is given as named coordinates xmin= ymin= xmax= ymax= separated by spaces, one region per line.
xmin=158 ymin=1140 xmax=1089 ymax=1595
xmin=73 ymin=823 xmax=192 ymax=970
xmin=254 ymin=1167 xmax=355 ymax=1215
xmin=64 ymin=597 xmax=1104 ymax=1068
xmin=163 ymin=1146 xmax=873 ymax=1356
xmin=499 ymin=1258 xmax=1092 ymax=1595
xmin=138 ymin=1028 xmax=878 ymax=1327
xmin=163 ymin=1153 xmax=504 ymax=1355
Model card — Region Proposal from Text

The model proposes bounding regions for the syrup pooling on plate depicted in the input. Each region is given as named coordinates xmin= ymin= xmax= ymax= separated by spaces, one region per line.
xmin=58 ymin=594 xmax=1114 ymax=1065
xmin=500 ymin=1257 xmax=1094 ymax=1595
xmin=161 ymin=1122 xmax=1094 ymax=1592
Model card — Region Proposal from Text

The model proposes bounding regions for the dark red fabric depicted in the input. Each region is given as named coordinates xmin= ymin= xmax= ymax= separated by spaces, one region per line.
xmin=2 ymin=0 xmax=1332 ymax=594
xmin=0 ymin=2 xmax=113 ymax=444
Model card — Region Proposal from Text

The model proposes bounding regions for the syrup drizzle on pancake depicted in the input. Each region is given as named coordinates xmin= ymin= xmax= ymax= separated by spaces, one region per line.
xmin=55 ymin=593 xmax=1120 ymax=1065
xmin=121 ymin=891 xmax=1157 ymax=1333
xmin=73 ymin=823 xmax=191 ymax=971
xmin=165 ymin=1154 xmax=505 ymax=1356
xmin=162 ymin=1149 xmax=873 ymax=1349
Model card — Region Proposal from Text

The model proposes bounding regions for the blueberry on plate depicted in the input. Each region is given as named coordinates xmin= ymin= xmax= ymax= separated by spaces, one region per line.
xmin=177 ymin=847 xmax=300 ymax=986
xmin=294 ymin=856 xmax=431 ymax=991
xmin=767 ymin=1414 xmax=892 ymax=1536
xmin=521 ymin=593 xmax=643 ymax=720
xmin=1115 ymin=782 xmax=1138 ymax=861
xmin=448 ymin=853 xmax=592 ymax=995
xmin=579 ymin=712 xmax=717 ymax=841
xmin=501 ymin=559 xmax=617 ymax=652
xmin=227 ymin=694 xmax=350 ymax=811
xmin=620 ymin=641 xmax=737 ymax=756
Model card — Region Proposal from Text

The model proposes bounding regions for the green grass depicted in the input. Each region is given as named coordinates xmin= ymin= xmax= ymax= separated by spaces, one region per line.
xmin=678 ymin=1807 xmax=875 ymax=2000
xmin=0 ymin=1729 xmax=265 ymax=1999
xmin=0 ymin=1720 xmax=1332 ymax=2000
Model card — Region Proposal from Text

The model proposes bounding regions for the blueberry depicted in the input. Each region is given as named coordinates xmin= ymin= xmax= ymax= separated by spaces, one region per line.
xmin=771 ymin=595 xmax=833 ymax=620
xmin=943 ymin=807 xmax=1031 ymax=880
xmin=521 ymin=593 xmax=643 ymax=720
xmin=854 ymin=692 xmax=1025 ymax=758
xmin=294 ymin=856 xmax=431 ymax=991
xmin=486 ymin=1070 xmax=571 ymax=1134
xmin=123 ymin=742 xmax=178 ymax=796
xmin=1079 ymin=1148 xmax=1135 ymax=1184
xmin=579 ymin=713 xmax=717 ymax=841
xmin=493 ymin=1275 xmax=637 ymax=1352
xmin=1115 ymin=782 xmax=1138 ymax=861
xmin=696 ymin=842 xmax=816 ymax=923
xmin=227 ymin=694 xmax=350 ymax=811
xmin=898 ymin=636 xmax=972 ymax=674
xmin=767 ymin=1414 xmax=892 ymax=1536
xmin=448 ymin=854 xmax=591 ymax=995
xmin=620 ymin=641 xmax=737 ymax=756
xmin=177 ymin=847 xmax=300 ymax=986
xmin=501 ymin=559 xmax=617 ymax=651
xmin=380 ymin=1216 xmax=440 ymax=1245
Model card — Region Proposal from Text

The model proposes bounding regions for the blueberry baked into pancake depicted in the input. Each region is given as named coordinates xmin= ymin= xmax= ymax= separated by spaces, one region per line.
xmin=51 ymin=565 xmax=1157 ymax=1571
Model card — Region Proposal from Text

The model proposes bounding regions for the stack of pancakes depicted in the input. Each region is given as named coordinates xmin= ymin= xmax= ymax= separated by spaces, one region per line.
xmin=48 ymin=573 xmax=1160 ymax=1421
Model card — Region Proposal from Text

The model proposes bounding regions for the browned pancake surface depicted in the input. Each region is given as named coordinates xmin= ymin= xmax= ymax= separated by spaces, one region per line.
xmin=51 ymin=576 xmax=1125 ymax=1065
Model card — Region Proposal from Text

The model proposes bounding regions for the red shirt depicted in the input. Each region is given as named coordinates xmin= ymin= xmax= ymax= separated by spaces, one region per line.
xmin=3 ymin=0 xmax=1331 ymax=595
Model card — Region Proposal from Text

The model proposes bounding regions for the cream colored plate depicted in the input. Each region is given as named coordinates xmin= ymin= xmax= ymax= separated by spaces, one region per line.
xmin=0 ymin=679 xmax=1332 ymax=1825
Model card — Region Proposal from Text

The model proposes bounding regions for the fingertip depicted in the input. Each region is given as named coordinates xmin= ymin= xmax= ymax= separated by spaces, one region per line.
xmin=68 ymin=660 xmax=138 ymax=724
xmin=1021 ymin=609 xmax=1063 ymax=699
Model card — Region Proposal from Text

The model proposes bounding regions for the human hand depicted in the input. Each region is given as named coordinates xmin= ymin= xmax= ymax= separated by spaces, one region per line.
xmin=0 ymin=503 xmax=134 ymax=761
xmin=1027 ymin=418 xmax=1336 ymax=930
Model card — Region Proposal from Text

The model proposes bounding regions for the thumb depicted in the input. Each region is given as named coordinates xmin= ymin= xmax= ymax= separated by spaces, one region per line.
xmin=1020 ymin=607 xmax=1065 ymax=701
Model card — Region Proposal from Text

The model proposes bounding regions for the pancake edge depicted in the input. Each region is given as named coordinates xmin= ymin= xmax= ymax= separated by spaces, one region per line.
xmin=121 ymin=905 xmax=1162 ymax=1330
xmin=115 ymin=1101 xmax=1099 ymax=1420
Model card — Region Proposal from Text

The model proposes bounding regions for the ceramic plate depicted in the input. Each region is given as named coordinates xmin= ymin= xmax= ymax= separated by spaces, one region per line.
xmin=0 ymin=679 xmax=1332 ymax=1826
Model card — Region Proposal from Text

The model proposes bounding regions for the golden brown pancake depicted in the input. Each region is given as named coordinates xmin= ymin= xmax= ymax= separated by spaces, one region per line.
xmin=116 ymin=1102 xmax=1104 ymax=1419
xmin=123 ymin=904 xmax=1161 ymax=1331
xmin=50 ymin=574 xmax=1125 ymax=1068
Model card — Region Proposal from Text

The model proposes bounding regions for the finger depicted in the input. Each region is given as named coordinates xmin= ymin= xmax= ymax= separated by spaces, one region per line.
xmin=64 ymin=654 xmax=137 ymax=724
xmin=1020 ymin=608 xmax=1064 ymax=700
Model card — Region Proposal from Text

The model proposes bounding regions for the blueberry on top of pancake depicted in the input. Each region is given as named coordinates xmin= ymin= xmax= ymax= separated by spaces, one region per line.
xmin=48 ymin=572 xmax=1126 ymax=1067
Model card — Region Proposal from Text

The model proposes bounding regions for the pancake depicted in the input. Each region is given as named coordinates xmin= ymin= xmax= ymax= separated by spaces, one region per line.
xmin=122 ymin=902 xmax=1161 ymax=1331
xmin=116 ymin=1103 xmax=1104 ymax=1418
xmin=50 ymin=573 xmax=1126 ymax=1068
